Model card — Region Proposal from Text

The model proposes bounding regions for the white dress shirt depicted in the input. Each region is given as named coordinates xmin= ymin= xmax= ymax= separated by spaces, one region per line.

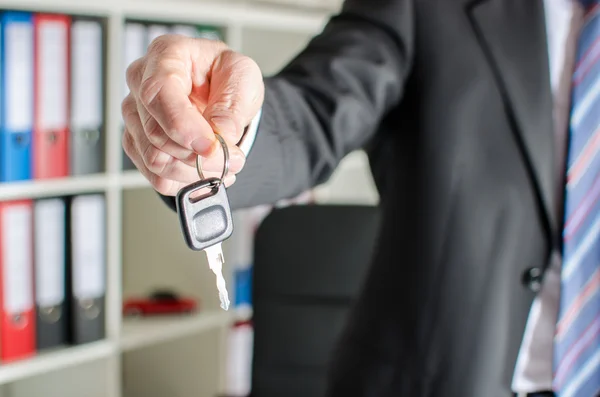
xmin=238 ymin=1 xmax=586 ymax=394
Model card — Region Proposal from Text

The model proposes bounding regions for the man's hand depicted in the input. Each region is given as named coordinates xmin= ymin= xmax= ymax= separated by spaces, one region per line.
xmin=122 ymin=34 xmax=264 ymax=196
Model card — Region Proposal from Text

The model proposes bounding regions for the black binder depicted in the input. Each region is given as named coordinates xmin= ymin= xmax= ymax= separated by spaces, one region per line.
xmin=34 ymin=197 xmax=68 ymax=350
xmin=65 ymin=193 xmax=106 ymax=344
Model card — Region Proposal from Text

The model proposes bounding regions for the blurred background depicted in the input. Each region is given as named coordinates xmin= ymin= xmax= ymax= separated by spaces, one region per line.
xmin=0 ymin=0 xmax=380 ymax=396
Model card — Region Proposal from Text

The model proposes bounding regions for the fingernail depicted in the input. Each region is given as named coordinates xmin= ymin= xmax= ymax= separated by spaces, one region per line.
xmin=223 ymin=174 xmax=237 ymax=187
xmin=191 ymin=136 xmax=217 ymax=157
xmin=210 ymin=116 xmax=238 ymax=141
xmin=228 ymin=150 xmax=245 ymax=173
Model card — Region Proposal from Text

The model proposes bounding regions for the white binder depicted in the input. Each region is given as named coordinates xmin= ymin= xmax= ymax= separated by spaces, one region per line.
xmin=122 ymin=22 xmax=147 ymax=170
xmin=123 ymin=22 xmax=147 ymax=100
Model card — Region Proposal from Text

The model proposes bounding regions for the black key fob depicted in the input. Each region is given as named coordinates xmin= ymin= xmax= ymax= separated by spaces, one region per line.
xmin=175 ymin=177 xmax=234 ymax=251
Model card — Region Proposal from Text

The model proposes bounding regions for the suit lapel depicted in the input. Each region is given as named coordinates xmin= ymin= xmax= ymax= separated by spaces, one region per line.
xmin=466 ymin=0 xmax=558 ymax=246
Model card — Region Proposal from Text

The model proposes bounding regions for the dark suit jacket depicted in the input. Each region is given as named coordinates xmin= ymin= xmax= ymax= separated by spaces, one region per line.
xmin=160 ymin=0 xmax=560 ymax=395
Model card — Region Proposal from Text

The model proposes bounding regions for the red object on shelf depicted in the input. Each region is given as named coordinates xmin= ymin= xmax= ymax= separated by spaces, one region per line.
xmin=33 ymin=13 xmax=71 ymax=179
xmin=0 ymin=200 xmax=36 ymax=362
xmin=123 ymin=290 xmax=198 ymax=317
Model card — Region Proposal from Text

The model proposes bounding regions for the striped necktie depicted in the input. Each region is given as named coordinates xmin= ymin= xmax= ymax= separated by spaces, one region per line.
xmin=553 ymin=2 xmax=600 ymax=397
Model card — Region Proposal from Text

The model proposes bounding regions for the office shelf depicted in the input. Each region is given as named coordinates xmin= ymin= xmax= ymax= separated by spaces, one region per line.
xmin=119 ymin=170 xmax=150 ymax=190
xmin=120 ymin=310 xmax=232 ymax=352
xmin=0 ymin=341 xmax=116 ymax=386
xmin=1 ymin=0 xmax=328 ymax=33
xmin=124 ymin=0 xmax=328 ymax=32
xmin=0 ymin=174 xmax=110 ymax=201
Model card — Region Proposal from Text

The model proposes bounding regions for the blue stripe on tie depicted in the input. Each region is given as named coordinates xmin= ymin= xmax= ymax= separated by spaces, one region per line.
xmin=570 ymin=77 xmax=600 ymax=130
xmin=561 ymin=209 xmax=600 ymax=276
xmin=564 ymin=163 xmax=600 ymax=224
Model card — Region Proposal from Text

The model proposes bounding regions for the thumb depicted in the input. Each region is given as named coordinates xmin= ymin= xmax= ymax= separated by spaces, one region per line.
xmin=203 ymin=50 xmax=264 ymax=146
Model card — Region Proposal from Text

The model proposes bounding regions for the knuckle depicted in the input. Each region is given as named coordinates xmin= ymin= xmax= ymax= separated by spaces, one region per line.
xmin=143 ymin=144 xmax=169 ymax=175
xmin=209 ymin=91 xmax=242 ymax=123
xmin=121 ymin=95 xmax=137 ymax=121
xmin=143 ymin=116 xmax=167 ymax=148
xmin=139 ymin=76 xmax=162 ymax=110
xmin=139 ymin=71 xmax=185 ymax=111
xmin=162 ymin=70 xmax=187 ymax=95
xmin=147 ymin=34 xmax=172 ymax=55
xmin=210 ymin=53 xmax=262 ymax=120
xmin=125 ymin=58 xmax=143 ymax=90
xmin=122 ymin=129 xmax=135 ymax=154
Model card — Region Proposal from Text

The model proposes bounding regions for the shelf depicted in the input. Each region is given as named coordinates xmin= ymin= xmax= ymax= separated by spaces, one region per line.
xmin=120 ymin=310 xmax=232 ymax=352
xmin=0 ymin=0 xmax=114 ymax=15
xmin=1 ymin=0 xmax=330 ymax=33
xmin=0 ymin=174 xmax=110 ymax=201
xmin=0 ymin=340 xmax=116 ymax=385
xmin=123 ymin=0 xmax=329 ymax=32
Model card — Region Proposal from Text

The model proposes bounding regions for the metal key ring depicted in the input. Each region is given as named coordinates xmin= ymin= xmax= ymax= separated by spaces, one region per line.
xmin=196 ymin=133 xmax=230 ymax=185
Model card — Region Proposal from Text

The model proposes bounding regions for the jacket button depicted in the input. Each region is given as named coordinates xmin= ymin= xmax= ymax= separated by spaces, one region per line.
xmin=522 ymin=267 xmax=543 ymax=292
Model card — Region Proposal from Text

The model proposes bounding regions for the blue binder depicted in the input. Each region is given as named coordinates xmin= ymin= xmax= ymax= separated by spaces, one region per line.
xmin=0 ymin=11 xmax=33 ymax=182
xmin=234 ymin=265 xmax=253 ymax=307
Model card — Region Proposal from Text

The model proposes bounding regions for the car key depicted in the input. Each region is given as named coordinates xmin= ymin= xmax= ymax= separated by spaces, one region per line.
xmin=175 ymin=133 xmax=233 ymax=311
xmin=176 ymin=177 xmax=233 ymax=310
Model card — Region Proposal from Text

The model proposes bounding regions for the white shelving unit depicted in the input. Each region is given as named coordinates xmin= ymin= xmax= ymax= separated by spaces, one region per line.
xmin=120 ymin=310 xmax=233 ymax=352
xmin=0 ymin=0 xmax=376 ymax=396
xmin=0 ymin=341 xmax=115 ymax=386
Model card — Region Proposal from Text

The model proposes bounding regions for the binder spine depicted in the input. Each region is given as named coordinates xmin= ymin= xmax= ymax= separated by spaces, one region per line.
xmin=0 ymin=11 xmax=34 ymax=182
xmin=33 ymin=13 xmax=71 ymax=179
xmin=70 ymin=17 xmax=106 ymax=176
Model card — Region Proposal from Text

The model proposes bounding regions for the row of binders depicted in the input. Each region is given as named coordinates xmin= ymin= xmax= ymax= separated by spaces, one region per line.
xmin=121 ymin=20 xmax=225 ymax=170
xmin=0 ymin=9 xmax=226 ymax=181
xmin=0 ymin=10 xmax=106 ymax=182
xmin=0 ymin=194 xmax=106 ymax=363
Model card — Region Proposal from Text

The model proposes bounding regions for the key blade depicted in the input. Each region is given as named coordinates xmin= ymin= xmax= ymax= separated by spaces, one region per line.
xmin=204 ymin=243 xmax=230 ymax=311
xmin=205 ymin=244 xmax=225 ymax=268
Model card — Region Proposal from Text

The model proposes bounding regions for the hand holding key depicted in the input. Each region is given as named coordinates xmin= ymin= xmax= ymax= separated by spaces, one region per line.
xmin=122 ymin=34 xmax=264 ymax=310
xmin=121 ymin=34 xmax=264 ymax=196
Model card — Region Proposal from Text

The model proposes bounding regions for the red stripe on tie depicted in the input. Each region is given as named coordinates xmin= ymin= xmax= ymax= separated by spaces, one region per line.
xmin=556 ymin=269 xmax=600 ymax=339
xmin=567 ymin=126 xmax=600 ymax=185
xmin=574 ymin=40 xmax=600 ymax=86
xmin=564 ymin=173 xmax=600 ymax=243
xmin=573 ymin=6 xmax=600 ymax=85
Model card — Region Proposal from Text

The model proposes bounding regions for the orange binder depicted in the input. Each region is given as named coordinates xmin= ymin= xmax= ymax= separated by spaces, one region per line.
xmin=33 ymin=13 xmax=71 ymax=179
xmin=0 ymin=200 xmax=36 ymax=361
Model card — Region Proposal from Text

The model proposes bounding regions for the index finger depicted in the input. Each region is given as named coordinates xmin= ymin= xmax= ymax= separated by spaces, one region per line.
xmin=138 ymin=36 xmax=221 ymax=157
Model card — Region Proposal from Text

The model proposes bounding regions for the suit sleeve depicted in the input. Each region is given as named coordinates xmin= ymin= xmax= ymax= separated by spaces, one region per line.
xmin=160 ymin=0 xmax=414 ymax=211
